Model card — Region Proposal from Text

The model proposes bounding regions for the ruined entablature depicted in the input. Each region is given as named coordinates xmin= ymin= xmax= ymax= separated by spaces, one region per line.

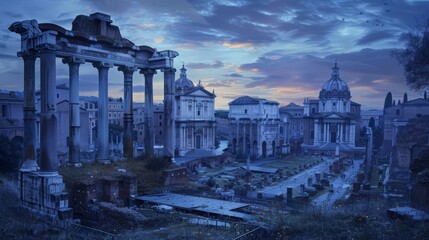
xmin=9 ymin=12 xmax=178 ymax=69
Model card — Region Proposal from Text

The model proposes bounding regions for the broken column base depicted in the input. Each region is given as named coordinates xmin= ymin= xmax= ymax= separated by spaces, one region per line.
xmin=19 ymin=171 xmax=73 ymax=220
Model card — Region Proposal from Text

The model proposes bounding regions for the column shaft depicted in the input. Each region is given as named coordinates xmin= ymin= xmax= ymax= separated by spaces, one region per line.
xmin=163 ymin=68 xmax=176 ymax=158
xmin=21 ymin=54 xmax=38 ymax=171
xmin=243 ymin=123 xmax=247 ymax=154
xmin=94 ymin=62 xmax=112 ymax=162
xmin=142 ymin=69 xmax=156 ymax=159
xmin=64 ymin=57 xmax=84 ymax=165
xmin=119 ymin=66 xmax=136 ymax=159
xmin=39 ymin=50 xmax=57 ymax=173
xmin=314 ymin=122 xmax=319 ymax=145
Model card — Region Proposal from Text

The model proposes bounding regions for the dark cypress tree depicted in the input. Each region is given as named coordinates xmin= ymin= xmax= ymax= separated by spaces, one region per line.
xmin=403 ymin=92 xmax=408 ymax=103
xmin=393 ymin=100 xmax=396 ymax=106
xmin=368 ymin=117 xmax=375 ymax=129
xmin=425 ymin=91 xmax=428 ymax=100
xmin=384 ymin=92 xmax=392 ymax=109
xmin=398 ymin=100 xmax=401 ymax=105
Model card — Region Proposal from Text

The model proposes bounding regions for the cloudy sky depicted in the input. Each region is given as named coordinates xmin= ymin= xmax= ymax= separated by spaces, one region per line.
xmin=1 ymin=0 xmax=429 ymax=109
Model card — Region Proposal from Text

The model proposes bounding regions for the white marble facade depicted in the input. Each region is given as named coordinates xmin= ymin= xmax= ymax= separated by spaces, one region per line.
xmin=228 ymin=96 xmax=281 ymax=159
xmin=302 ymin=62 xmax=362 ymax=155
xmin=175 ymin=65 xmax=216 ymax=156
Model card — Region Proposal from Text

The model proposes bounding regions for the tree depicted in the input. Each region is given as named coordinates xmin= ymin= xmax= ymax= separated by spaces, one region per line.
xmin=403 ymin=92 xmax=408 ymax=103
xmin=368 ymin=117 xmax=375 ymax=129
xmin=0 ymin=134 xmax=22 ymax=172
xmin=425 ymin=91 xmax=428 ymax=100
xmin=394 ymin=21 xmax=429 ymax=90
xmin=384 ymin=92 xmax=392 ymax=109
xmin=393 ymin=100 xmax=396 ymax=106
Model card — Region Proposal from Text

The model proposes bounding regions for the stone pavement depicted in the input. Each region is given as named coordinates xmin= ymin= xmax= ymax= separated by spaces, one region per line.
xmin=260 ymin=157 xmax=337 ymax=196
xmin=312 ymin=159 xmax=362 ymax=208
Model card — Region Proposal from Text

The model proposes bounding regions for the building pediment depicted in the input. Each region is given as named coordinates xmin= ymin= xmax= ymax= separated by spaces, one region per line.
xmin=182 ymin=87 xmax=215 ymax=98
xmin=321 ymin=112 xmax=348 ymax=119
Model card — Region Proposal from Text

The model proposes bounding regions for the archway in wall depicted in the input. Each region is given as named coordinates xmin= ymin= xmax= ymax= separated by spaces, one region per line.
xmin=196 ymin=135 xmax=202 ymax=149
xmin=238 ymin=138 xmax=244 ymax=155
xmin=272 ymin=141 xmax=276 ymax=156
xmin=330 ymin=131 xmax=337 ymax=143
xmin=246 ymin=138 xmax=250 ymax=156
xmin=232 ymin=138 xmax=237 ymax=154
xmin=252 ymin=140 xmax=257 ymax=158
xmin=262 ymin=141 xmax=267 ymax=159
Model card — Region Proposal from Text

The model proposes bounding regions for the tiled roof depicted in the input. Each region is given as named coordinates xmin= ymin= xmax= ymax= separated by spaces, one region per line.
xmin=229 ymin=96 xmax=278 ymax=105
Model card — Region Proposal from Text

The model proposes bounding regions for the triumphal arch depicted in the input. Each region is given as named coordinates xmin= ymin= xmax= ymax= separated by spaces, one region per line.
xmin=9 ymin=12 xmax=178 ymax=218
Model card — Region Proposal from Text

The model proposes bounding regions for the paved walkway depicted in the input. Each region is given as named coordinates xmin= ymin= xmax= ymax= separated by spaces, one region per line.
xmin=312 ymin=159 xmax=362 ymax=208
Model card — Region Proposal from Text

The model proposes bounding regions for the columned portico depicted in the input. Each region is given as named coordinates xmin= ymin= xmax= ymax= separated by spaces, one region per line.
xmin=21 ymin=53 xmax=38 ymax=171
xmin=93 ymin=62 xmax=112 ymax=163
xmin=119 ymin=66 xmax=137 ymax=159
xmin=63 ymin=57 xmax=85 ymax=165
xmin=141 ymin=69 xmax=156 ymax=159
xmin=10 ymin=13 xmax=179 ymax=219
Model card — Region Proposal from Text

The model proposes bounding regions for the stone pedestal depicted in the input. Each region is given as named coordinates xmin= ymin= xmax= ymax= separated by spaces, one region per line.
xmin=19 ymin=171 xmax=72 ymax=219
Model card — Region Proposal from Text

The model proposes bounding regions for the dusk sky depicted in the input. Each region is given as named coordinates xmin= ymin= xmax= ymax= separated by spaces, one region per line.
xmin=1 ymin=0 xmax=429 ymax=109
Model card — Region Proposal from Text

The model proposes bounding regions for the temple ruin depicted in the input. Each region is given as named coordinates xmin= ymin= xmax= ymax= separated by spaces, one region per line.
xmin=9 ymin=12 xmax=178 ymax=219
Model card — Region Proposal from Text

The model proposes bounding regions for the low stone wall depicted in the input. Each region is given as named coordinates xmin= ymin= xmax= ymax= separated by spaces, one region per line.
xmin=163 ymin=167 xmax=188 ymax=186
xmin=71 ymin=174 xmax=137 ymax=209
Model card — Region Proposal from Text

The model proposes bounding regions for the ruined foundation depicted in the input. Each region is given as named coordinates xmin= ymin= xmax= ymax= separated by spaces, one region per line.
xmin=19 ymin=171 xmax=72 ymax=219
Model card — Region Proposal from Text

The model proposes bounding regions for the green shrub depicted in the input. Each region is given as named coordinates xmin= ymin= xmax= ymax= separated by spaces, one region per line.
xmin=144 ymin=157 xmax=171 ymax=171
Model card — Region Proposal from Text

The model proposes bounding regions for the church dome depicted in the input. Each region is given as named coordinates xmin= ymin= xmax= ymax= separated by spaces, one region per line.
xmin=319 ymin=62 xmax=351 ymax=100
xmin=175 ymin=65 xmax=194 ymax=89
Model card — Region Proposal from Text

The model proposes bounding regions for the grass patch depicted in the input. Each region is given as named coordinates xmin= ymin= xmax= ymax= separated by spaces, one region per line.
xmin=261 ymin=156 xmax=319 ymax=170
xmin=0 ymin=175 xmax=67 ymax=239
xmin=270 ymin=198 xmax=429 ymax=240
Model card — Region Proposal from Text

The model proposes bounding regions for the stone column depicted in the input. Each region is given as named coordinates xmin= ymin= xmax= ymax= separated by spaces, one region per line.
xmin=314 ymin=122 xmax=319 ymax=145
xmin=323 ymin=123 xmax=327 ymax=143
xmin=20 ymin=54 xmax=38 ymax=171
xmin=351 ymin=124 xmax=356 ymax=146
xmin=141 ymin=69 xmax=156 ymax=159
xmin=163 ymin=68 xmax=176 ymax=158
xmin=119 ymin=66 xmax=136 ymax=159
xmin=236 ymin=121 xmax=239 ymax=153
xmin=243 ymin=123 xmax=247 ymax=154
xmin=63 ymin=57 xmax=85 ymax=166
xmin=93 ymin=62 xmax=112 ymax=163
xmin=39 ymin=49 xmax=58 ymax=173
xmin=249 ymin=122 xmax=253 ymax=152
